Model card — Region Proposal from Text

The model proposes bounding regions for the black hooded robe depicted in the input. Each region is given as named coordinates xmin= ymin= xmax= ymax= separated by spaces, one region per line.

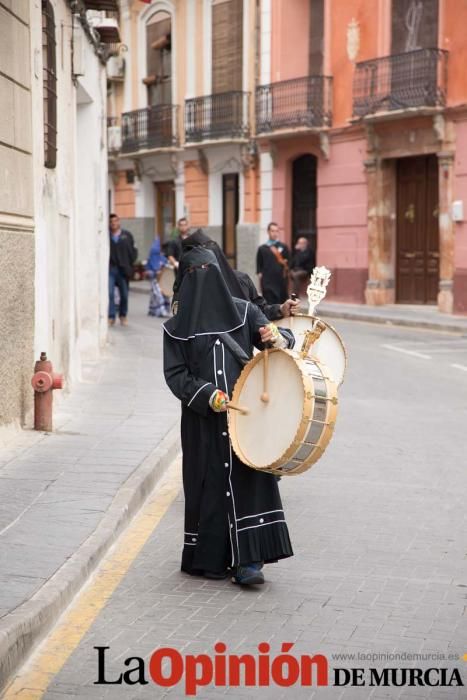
xmin=163 ymin=284 xmax=293 ymax=576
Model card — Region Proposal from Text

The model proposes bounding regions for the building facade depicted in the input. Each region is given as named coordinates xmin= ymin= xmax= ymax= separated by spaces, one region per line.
xmin=108 ymin=0 xmax=262 ymax=278
xmin=108 ymin=0 xmax=467 ymax=313
xmin=0 ymin=0 xmax=115 ymax=436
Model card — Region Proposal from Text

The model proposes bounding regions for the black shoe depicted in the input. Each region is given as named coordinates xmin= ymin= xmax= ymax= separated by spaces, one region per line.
xmin=232 ymin=563 xmax=265 ymax=585
xmin=204 ymin=570 xmax=229 ymax=580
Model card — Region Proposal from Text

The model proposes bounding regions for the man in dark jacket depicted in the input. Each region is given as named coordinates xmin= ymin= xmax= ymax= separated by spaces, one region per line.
xmin=108 ymin=213 xmax=138 ymax=326
xmin=289 ymin=236 xmax=315 ymax=296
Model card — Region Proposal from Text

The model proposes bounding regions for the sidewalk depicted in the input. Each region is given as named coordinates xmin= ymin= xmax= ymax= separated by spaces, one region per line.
xmin=0 ymin=294 xmax=180 ymax=689
xmin=316 ymin=301 xmax=467 ymax=333
xmin=131 ymin=281 xmax=467 ymax=333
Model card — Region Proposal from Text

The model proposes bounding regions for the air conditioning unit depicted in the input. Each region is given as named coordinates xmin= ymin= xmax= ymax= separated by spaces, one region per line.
xmin=107 ymin=55 xmax=125 ymax=81
xmin=107 ymin=125 xmax=122 ymax=152
xmin=88 ymin=15 xmax=121 ymax=43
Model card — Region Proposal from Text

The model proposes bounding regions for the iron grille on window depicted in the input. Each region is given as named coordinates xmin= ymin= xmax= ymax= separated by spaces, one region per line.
xmin=42 ymin=0 xmax=57 ymax=168
xmin=353 ymin=48 xmax=448 ymax=118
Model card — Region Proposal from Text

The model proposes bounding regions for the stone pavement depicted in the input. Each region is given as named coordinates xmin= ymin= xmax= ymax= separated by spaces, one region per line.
xmin=0 ymin=293 xmax=180 ymax=689
xmin=8 ymin=319 xmax=465 ymax=699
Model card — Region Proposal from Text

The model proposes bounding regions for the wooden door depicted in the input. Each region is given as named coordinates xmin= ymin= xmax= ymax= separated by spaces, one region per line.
xmin=396 ymin=155 xmax=439 ymax=303
xmin=222 ymin=174 xmax=239 ymax=268
xmin=292 ymin=154 xmax=317 ymax=259
xmin=156 ymin=181 xmax=175 ymax=243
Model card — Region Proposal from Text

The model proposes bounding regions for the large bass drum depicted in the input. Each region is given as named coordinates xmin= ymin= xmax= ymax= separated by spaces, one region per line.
xmin=229 ymin=349 xmax=338 ymax=476
xmin=279 ymin=315 xmax=347 ymax=386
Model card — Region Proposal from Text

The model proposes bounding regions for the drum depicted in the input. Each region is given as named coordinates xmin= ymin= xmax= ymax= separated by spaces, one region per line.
xmin=158 ymin=265 xmax=176 ymax=298
xmin=279 ymin=315 xmax=347 ymax=386
xmin=229 ymin=348 xmax=338 ymax=476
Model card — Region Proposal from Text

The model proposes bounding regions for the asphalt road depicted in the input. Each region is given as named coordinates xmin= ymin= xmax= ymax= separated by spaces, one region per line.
xmin=5 ymin=318 xmax=467 ymax=700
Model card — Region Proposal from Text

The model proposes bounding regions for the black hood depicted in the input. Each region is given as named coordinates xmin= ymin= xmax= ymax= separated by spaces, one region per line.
xmin=174 ymin=229 xmax=247 ymax=300
xmin=163 ymin=247 xmax=247 ymax=340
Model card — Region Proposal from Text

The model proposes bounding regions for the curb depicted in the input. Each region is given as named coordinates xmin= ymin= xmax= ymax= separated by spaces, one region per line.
xmin=319 ymin=308 xmax=467 ymax=334
xmin=0 ymin=423 xmax=181 ymax=692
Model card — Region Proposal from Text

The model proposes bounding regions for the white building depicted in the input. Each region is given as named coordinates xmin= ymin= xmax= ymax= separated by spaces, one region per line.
xmin=0 ymin=0 xmax=117 ymax=437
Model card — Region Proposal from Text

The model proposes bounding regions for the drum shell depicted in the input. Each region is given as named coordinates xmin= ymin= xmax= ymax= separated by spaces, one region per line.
xmin=229 ymin=349 xmax=338 ymax=476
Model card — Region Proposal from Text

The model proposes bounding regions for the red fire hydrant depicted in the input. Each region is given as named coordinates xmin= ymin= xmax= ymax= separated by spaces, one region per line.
xmin=31 ymin=352 xmax=63 ymax=431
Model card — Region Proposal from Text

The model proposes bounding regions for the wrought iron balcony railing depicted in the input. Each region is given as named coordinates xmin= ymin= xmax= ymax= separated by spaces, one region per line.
xmin=256 ymin=75 xmax=332 ymax=134
xmin=121 ymin=105 xmax=178 ymax=153
xmin=185 ymin=91 xmax=250 ymax=143
xmin=353 ymin=48 xmax=448 ymax=118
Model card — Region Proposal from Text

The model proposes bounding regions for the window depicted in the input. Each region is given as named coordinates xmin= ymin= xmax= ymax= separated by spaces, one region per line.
xmin=145 ymin=11 xmax=172 ymax=106
xmin=212 ymin=0 xmax=243 ymax=94
xmin=42 ymin=0 xmax=57 ymax=168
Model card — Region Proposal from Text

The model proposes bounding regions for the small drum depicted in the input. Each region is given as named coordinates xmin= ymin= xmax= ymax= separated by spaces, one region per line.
xmin=158 ymin=265 xmax=176 ymax=298
xmin=279 ymin=315 xmax=347 ymax=386
xmin=229 ymin=348 xmax=338 ymax=476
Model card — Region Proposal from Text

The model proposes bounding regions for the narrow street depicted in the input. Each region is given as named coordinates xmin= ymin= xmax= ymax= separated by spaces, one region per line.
xmin=5 ymin=316 xmax=466 ymax=699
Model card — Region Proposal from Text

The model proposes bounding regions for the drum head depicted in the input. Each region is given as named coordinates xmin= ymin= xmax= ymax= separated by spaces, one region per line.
xmin=230 ymin=350 xmax=304 ymax=469
xmin=280 ymin=315 xmax=347 ymax=385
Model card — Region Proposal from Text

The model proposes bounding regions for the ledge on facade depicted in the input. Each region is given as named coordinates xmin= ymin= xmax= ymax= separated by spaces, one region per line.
xmin=255 ymin=125 xmax=330 ymax=141
xmin=183 ymin=137 xmax=250 ymax=149
xmin=111 ymin=146 xmax=182 ymax=160
xmin=349 ymin=105 xmax=445 ymax=126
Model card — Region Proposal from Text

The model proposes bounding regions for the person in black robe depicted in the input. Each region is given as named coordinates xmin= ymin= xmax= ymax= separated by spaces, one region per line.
xmin=173 ymin=229 xmax=299 ymax=320
xmin=256 ymin=222 xmax=290 ymax=305
xmin=163 ymin=248 xmax=294 ymax=585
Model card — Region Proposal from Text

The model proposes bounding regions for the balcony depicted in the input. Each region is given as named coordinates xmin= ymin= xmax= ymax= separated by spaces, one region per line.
xmin=185 ymin=91 xmax=250 ymax=143
xmin=256 ymin=76 xmax=333 ymax=135
xmin=83 ymin=0 xmax=119 ymax=10
xmin=121 ymin=105 xmax=179 ymax=154
xmin=353 ymin=48 xmax=448 ymax=119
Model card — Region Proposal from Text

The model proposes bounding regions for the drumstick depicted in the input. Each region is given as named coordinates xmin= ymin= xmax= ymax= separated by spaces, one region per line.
xmin=260 ymin=349 xmax=270 ymax=403
xmin=227 ymin=402 xmax=250 ymax=415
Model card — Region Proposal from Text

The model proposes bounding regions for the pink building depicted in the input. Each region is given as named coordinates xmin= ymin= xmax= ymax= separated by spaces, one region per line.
xmin=260 ymin=0 xmax=467 ymax=313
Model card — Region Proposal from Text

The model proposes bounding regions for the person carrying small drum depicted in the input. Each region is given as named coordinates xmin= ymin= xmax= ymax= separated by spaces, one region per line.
xmin=163 ymin=247 xmax=294 ymax=586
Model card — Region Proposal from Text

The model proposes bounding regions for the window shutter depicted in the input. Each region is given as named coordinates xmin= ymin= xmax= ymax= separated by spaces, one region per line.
xmin=309 ymin=0 xmax=324 ymax=75
xmin=391 ymin=0 xmax=439 ymax=54
xmin=146 ymin=14 xmax=172 ymax=105
xmin=212 ymin=0 xmax=243 ymax=94
xmin=42 ymin=0 xmax=57 ymax=168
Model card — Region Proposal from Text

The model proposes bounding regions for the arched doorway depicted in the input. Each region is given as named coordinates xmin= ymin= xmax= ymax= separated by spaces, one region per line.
xmin=292 ymin=154 xmax=318 ymax=263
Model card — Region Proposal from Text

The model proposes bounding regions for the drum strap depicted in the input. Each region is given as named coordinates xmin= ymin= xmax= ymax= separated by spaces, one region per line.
xmin=215 ymin=334 xmax=250 ymax=367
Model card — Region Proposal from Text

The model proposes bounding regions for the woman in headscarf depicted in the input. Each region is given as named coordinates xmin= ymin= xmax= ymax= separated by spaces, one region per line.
xmin=173 ymin=229 xmax=299 ymax=320
xmin=163 ymin=247 xmax=294 ymax=585
xmin=146 ymin=236 xmax=171 ymax=318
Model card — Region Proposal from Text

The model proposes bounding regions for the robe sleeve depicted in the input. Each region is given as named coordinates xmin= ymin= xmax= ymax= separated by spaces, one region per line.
xmin=163 ymin=331 xmax=217 ymax=417
xmin=246 ymin=303 xmax=294 ymax=351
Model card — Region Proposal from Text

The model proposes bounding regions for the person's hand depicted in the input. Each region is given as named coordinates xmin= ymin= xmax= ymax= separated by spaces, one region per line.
xmin=280 ymin=298 xmax=300 ymax=317
xmin=259 ymin=325 xmax=274 ymax=344
xmin=210 ymin=389 xmax=228 ymax=413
